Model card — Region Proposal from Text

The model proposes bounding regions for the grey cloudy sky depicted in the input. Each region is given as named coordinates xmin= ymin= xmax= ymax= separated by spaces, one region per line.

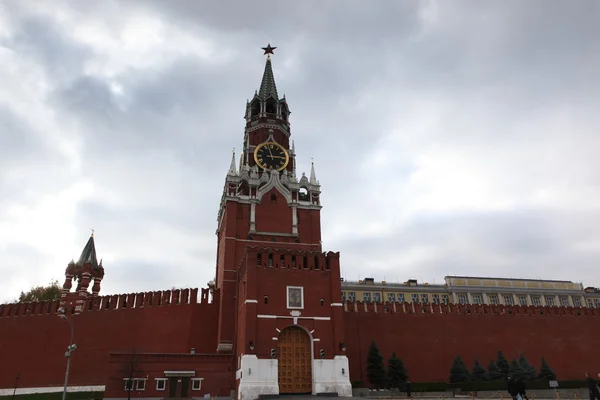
xmin=1 ymin=1 xmax=599 ymax=303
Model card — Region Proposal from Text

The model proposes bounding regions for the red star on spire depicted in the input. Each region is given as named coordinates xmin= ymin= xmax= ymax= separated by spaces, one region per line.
xmin=261 ymin=44 xmax=277 ymax=56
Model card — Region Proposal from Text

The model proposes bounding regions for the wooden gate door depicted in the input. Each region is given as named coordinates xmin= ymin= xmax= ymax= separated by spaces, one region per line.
xmin=277 ymin=326 xmax=312 ymax=394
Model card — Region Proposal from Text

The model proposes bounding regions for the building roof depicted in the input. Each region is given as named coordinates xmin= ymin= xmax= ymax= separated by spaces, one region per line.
xmin=258 ymin=56 xmax=279 ymax=100
xmin=76 ymin=234 xmax=99 ymax=269
xmin=444 ymin=275 xmax=576 ymax=284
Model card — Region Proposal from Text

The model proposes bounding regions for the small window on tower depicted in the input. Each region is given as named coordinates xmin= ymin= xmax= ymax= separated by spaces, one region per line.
xmin=268 ymin=253 xmax=273 ymax=267
xmin=266 ymin=98 xmax=277 ymax=114
xmin=320 ymin=298 xmax=324 ymax=306
xmin=299 ymin=188 xmax=309 ymax=201
xmin=257 ymin=253 xmax=262 ymax=265
xmin=271 ymin=193 xmax=277 ymax=203
xmin=264 ymin=296 xmax=268 ymax=304
xmin=251 ymin=101 xmax=260 ymax=117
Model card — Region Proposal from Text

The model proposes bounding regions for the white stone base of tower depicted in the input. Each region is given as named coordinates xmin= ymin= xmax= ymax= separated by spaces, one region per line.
xmin=313 ymin=355 xmax=353 ymax=397
xmin=237 ymin=354 xmax=352 ymax=400
xmin=237 ymin=355 xmax=279 ymax=400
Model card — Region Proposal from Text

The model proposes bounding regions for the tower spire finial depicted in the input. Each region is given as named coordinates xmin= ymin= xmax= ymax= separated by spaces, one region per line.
xmin=261 ymin=43 xmax=277 ymax=59
xmin=228 ymin=148 xmax=237 ymax=176
xmin=310 ymin=159 xmax=318 ymax=185
xmin=259 ymin=44 xmax=279 ymax=99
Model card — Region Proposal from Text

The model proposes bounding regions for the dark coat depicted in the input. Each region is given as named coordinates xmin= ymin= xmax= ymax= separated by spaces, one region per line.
xmin=517 ymin=379 xmax=527 ymax=395
xmin=508 ymin=380 xmax=519 ymax=396
xmin=587 ymin=377 xmax=600 ymax=395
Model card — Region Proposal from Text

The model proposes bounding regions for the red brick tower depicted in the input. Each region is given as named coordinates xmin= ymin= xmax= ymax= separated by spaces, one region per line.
xmin=60 ymin=233 xmax=105 ymax=314
xmin=215 ymin=45 xmax=351 ymax=400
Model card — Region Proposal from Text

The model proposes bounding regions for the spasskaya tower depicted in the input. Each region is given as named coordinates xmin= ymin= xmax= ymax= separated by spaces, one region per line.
xmin=213 ymin=45 xmax=351 ymax=398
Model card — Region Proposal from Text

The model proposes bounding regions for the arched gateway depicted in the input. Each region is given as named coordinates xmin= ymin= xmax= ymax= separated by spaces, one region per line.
xmin=277 ymin=326 xmax=312 ymax=394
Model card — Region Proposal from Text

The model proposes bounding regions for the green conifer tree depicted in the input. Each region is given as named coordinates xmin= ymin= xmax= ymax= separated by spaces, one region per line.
xmin=488 ymin=359 xmax=503 ymax=380
xmin=538 ymin=357 xmax=557 ymax=380
xmin=496 ymin=351 xmax=510 ymax=379
xmin=387 ymin=352 xmax=408 ymax=388
xmin=509 ymin=358 xmax=525 ymax=380
xmin=449 ymin=356 xmax=471 ymax=383
xmin=366 ymin=341 xmax=387 ymax=389
xmin=471 ymin=358 xmax=488 ymax=381
xmin=517 ymin=354 xmax=537 ymax=381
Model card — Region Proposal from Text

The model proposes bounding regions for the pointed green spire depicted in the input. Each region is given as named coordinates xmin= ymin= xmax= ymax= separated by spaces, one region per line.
xmin=76 ymin=232 xmax=99 ymax=268
xmin=258 ymin=49 xmax=279 ymax=99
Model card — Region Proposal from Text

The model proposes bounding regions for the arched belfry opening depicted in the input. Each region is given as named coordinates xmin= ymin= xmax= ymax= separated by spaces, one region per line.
xmin=277 ymin=326 xmax=312 ymax=394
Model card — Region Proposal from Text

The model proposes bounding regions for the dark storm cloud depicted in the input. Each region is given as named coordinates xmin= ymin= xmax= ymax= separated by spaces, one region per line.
xmin=2 ymin=0 xmax=600 ymax=303
xmin=334 ymin=209 xmax=600 ymax=282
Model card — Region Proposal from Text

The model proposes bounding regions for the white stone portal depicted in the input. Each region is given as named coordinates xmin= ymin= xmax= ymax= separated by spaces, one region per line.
xmin=237 ymin=355 xmax=279 ymax=400
xmin=236 ymin=354 xmax=352 ymax=400
xmin=313 ymin=355 xmax=353 ymax=397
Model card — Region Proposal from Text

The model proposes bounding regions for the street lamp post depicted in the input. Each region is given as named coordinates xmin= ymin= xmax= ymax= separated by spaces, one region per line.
xmin=11 ymin=374 xmax=20 ymax=400
xmin=57 ymin=308 xmax=77 ymax=400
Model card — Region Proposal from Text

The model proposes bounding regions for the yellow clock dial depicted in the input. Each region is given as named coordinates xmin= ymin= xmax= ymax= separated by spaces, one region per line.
xmin=254 ymin=142 xmax=290 ymax=171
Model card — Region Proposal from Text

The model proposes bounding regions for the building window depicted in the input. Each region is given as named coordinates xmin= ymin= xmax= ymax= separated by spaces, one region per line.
xmin=363 ymin=292 xmax=371 ymax=302
xmin=573 ymin=297 xmax=582 ymax=307
xmin=518 ymin=295 xmax=527 ymax=306
xmin=398 ymin=294 xmax=406 ymax=303
xmin=441 ymin=295 xmax=449 ymax=305
xmin=411 ymin=294 xmax=419 ymax=303
xmin=594 ymin=299 xmax=600 ymax=308
xmin=503 ymin=295 xmax=513 ymax=305
xmin=458 ymin=294 xmax=467 ymax=305
xmin=545 ymin=296 xmax=555 ymax=306
xmin=124 ymin=379 xmax=146 ymax=391
xmin=587 ymin=299 xmax=594 ymax=308
xmin=488 ymin=295 xmax=499 ymax=305
xmin=532 ymin=296 xmax=541 ymax=306
xmin=156 ymin=379 xmax=167 ymax=391
xmin=347 ymin=292 xmax=356 ymax=302
xmin=341 ymin=292 xmax=346 ymax=302
xmin=421 ymin=294 xmax=429 ymax=304
xmin=388 ymin=293 xmax=396 ymax=302
xmin=373 ymin=293 xmax=381 ymax=303
xmin=191 ymin=379 xmax=203 ymax=391
xmin=433 ymin=294 xmax=440 ymax=304
xmin=559 ymin=296 xmax=569 ymax=307
xmin=472 ymin=294 xmax=482 ymax=305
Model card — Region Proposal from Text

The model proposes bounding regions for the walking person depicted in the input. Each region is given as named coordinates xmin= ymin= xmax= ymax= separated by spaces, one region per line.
xmin=585 ymin=372 xmax=600 ymax=400
xmin=517 ymin=377 xmax=529 ymax=400
xmin=405 ymin=380 xmax=412 ymax=398
xmin=507 ymin=376 xmax=519 ymax=400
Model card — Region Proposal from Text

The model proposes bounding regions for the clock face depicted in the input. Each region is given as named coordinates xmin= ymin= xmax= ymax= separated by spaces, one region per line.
xmin=254 ymin=142 xmax=289 ymax=171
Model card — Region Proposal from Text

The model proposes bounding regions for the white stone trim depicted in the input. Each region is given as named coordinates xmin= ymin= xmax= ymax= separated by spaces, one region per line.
xmin=245 ymin=299 xmax=258 ymax=304
xmin=257 ymin=314 xmax=331 ymax=321
xmin=155 ymin=378 xmax=167 ymax=391
xmin=163 ymin=370 xmax=195 ymax=377
xmin=0 ymin=386 xmax=105 ymax=397
xmin=191 ymin=378 xmax=204 ymax=391
xmin=330 ymin=303 xmax=343 ymax=306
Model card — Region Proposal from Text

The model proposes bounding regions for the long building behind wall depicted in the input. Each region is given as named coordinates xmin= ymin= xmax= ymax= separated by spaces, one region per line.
xmin=1 ymin=47 xmax=600 ymax=400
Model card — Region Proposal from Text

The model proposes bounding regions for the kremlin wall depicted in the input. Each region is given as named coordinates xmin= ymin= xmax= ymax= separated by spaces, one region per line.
xmin=2 ymin=47 xmax=600 ymax=399
xmin=1 ymin=286 xmax=600 ymax=397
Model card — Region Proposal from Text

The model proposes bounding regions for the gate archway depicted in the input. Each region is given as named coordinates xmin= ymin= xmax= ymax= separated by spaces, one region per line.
xmin=277 ymin=326 xmax=312 ymax=394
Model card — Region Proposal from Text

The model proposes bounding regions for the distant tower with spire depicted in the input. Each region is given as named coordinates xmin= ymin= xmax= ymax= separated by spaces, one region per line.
xmin=60 ymin=231 xmax=105 ymax=314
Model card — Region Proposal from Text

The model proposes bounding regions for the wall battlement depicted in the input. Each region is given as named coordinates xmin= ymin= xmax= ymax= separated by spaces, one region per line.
xmin=241 ymin=245 xmax=340 ymax=272
xmin=0 ymin=287 xmax=212 ymax=319
xmin=344 ymin=300 xmax=600 ymax=317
